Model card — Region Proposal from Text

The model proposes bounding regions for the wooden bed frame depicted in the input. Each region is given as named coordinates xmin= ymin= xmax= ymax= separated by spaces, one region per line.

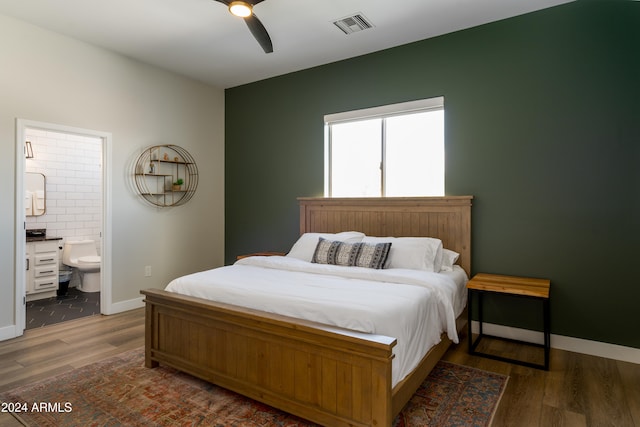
xmin=141 ymin=196 xmax=473 ymax=427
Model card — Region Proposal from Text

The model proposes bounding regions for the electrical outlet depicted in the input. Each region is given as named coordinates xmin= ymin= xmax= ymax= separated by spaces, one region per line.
xmin=144 ymin=265 xmax=152 ymax=277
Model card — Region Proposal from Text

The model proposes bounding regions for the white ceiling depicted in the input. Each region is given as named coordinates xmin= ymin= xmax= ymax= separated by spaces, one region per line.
xmin=0 ymin=0 xmax=572 ymax=89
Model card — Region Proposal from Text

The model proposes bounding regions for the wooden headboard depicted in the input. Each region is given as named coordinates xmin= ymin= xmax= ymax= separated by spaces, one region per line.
xmin=299 ymin=196 xmax=473 ymax=275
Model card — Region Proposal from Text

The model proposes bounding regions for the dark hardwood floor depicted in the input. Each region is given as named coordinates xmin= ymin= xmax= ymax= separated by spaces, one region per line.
xmin=0 ymin=309 xmax=638 ymax=426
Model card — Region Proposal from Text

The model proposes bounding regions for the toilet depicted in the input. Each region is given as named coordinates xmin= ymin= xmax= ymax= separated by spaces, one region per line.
xmin=62 ymin=240 xmax=101 ymax=293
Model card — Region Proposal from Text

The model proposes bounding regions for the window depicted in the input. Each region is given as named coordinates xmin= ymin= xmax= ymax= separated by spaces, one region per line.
xmin=324 ymin=97 xmax=444 ymax=197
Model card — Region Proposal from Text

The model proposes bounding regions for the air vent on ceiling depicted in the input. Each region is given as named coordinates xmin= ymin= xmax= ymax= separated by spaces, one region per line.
xmin=333 ymin=13 xmax=373 ymax=35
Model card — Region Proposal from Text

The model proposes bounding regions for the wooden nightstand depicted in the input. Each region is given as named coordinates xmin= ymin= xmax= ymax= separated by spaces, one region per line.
xmin=236 ymin=251 xmax=286 ymax=260
xmin=467 ymin=273 xmax=551 ymax=370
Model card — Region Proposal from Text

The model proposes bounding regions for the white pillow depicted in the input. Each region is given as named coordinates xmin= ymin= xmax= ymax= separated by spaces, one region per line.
xmin=440 ymin=248 xmax=460 ymax=272
xmin=362 ymin=236 xmax=443 ymax=272
xmin=286 ymin=232 xmax=365 ymax=262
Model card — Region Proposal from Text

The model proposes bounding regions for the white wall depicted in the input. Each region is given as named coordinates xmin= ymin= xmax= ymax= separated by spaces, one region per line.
xmin=0 ymin=13 xmax=225 ymax=333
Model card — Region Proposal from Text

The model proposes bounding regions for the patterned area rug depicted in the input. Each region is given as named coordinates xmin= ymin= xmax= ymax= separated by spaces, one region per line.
xmin=1 ymin=349 xmax=507 ymax=427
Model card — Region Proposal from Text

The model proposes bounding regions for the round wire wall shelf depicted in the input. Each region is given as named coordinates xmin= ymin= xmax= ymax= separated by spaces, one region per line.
xmin=133 ymin=144 xmax=198 ymax=207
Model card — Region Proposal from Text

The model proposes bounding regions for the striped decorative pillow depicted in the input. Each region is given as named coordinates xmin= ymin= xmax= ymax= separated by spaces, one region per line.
xmin=312 ymin=238 xmax=391 ymax=269
xmin=354 ymin=241 xmax=392 ymax=269
xmin=312 ymin=238 xmax=361 ymax=266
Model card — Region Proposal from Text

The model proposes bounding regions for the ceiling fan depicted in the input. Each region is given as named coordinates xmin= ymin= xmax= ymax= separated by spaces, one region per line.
xmin=214 ymin=0 xmax=273 ymax=54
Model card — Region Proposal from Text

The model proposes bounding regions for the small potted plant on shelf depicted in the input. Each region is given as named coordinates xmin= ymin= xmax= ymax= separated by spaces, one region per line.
xmin=172 ymin=178 xmax=184 ymax=191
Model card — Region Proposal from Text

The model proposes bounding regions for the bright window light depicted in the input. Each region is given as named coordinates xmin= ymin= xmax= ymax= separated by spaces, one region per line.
xmin=325 ymin=97 xmax=445 ymax=197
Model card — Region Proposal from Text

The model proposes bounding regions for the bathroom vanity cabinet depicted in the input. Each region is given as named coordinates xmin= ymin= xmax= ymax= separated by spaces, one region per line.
xmin=26 ymin=240 xmax=60 ymax=301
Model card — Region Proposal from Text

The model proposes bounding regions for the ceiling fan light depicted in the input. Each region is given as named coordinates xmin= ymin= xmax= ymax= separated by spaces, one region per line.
xmin=229 ymin=1 xmax=252 ymax=18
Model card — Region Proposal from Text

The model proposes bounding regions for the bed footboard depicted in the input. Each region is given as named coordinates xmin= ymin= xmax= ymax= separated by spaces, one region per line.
xmin=142 ymin=289 xmax=397 ymax=427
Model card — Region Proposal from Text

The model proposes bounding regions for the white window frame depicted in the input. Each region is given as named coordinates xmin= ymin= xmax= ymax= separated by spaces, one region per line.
xmin=324 ymin=96 xmax=444 ymax=197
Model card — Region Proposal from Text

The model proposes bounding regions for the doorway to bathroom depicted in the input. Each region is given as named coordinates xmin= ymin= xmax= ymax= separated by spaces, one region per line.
xmin=15 ymin=119 xmax=112 ymax=335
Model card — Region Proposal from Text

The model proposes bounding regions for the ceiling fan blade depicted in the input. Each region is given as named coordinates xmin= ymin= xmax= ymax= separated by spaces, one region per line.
xmin=244 ymin=13 xmax=273 ymax=53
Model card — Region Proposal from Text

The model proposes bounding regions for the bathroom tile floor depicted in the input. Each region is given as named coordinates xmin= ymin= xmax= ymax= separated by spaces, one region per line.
xmin=26 ymin=287 xmax=100 ymax=329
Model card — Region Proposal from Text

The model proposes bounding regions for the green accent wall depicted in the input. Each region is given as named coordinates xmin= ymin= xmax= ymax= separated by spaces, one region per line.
xmin=225 ymin=1 xmax=640 ymax=348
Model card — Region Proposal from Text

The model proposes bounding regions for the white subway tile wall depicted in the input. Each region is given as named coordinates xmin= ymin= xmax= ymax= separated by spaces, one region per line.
xmin=25 ymin=128 xmax=102 ymax=256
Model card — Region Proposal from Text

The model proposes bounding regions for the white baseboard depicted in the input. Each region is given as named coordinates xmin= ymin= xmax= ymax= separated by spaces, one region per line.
xmin=0 ymin=324 xmax=18 ymax=342
xmin=102 ymin=296 xmax=145 ymax=315
xmin=471 ymin=321 xmax=640 ymax=365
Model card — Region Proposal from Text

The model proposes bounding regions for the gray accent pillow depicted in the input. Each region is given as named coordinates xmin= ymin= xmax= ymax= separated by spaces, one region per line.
xmin=312 ymin=238 xmax=391 ymax=269
xmin=355 ymin=241 xmax=392 ymax=269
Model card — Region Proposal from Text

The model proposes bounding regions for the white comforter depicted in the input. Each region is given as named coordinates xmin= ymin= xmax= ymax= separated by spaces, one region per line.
xmin=165 ymin=255 xmax=467 ymax=386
